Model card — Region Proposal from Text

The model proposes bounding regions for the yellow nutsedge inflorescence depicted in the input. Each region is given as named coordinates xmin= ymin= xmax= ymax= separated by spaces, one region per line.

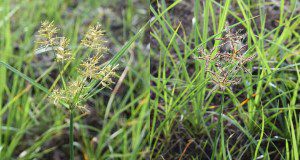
xmin=36 ymin=21 xmax=73 ymax=62
xmin=37 ymin=21 xmax=118 ymax=112
xmin=81 ymin=24 xmax=108 ymax=54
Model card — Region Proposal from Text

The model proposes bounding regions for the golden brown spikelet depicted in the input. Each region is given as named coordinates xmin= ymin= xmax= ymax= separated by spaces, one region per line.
xmin=50 ymin=88 xmax=66 ymax=106
xmin=78 ymin=54 xmax=103 ymax=79
xmin=98 ymin=64 xmax=118 ymax=89
xmin=78 ymin=55 xmax=118 ymax=86
xmin=49 ymin=79 xmax=86 ymax=110
xmin=36 ymin=21 xmax=73 ymax=62
xmin=36 ymin=21 xmax=58 ymax=46
xmin=54 ymin=37 xmax=73 ymax=62
xmin=81 ymin=24 xmax=108 ymax=54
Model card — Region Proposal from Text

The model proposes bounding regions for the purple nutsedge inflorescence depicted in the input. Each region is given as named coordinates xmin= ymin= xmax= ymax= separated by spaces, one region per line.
xmin=196 ymin=24 xmax=257 ymax=98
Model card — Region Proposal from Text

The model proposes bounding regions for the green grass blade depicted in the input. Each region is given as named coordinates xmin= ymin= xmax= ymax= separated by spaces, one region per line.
xmin=0 ymin=61 xmax=49 ymax=94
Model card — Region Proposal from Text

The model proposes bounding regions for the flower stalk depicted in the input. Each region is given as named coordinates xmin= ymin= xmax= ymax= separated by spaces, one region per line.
xmin=69 ymin=108 xmax=74 ymax=160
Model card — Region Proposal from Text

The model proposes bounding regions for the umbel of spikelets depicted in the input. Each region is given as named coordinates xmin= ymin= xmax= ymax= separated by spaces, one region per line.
xmin=36 ymin=21 xmax=118 ymax=112
xmin=78 ymin=23 xmax=118 ymax=88
xmin=196 ymin=24 xmax=256 ymax=96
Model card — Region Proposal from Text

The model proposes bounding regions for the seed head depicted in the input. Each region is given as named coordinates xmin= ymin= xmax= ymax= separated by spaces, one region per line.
xmin=196 ymin=25 xmax=256 ymax=95
xmin=79 ymin=23 xmax=118 ymax=89
xmin=98 ymin=65 xmax=118 ymax=89
xmin=50 ymin=88 xmax=67 ymax=106
xmin=36 ymin=21 xmax=73 ymax=62
xmin=50 ymin=79 xmax=86 ymax=111
xmin=79 ymin=56 xmax=118 ymax=87
xmin=81 ymin=24 xmax=108 ymax=54
xmin=36 ymin=21 xmax=58 ymax=46
xmin=54 ymin=37 xmax=73 ymax=62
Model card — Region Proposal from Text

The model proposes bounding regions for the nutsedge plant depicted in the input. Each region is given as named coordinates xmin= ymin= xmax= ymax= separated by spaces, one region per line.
xmin=36 ymin=21 xmax=118 ymax=159
xmin=196 ymin=24 xmax=256 ymax=99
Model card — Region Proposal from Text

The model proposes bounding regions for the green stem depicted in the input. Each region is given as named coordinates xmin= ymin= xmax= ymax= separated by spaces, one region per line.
xmin=69 ymin=109 xmax=74 ymax=160
xmin=220 ymin=91 xmax=226 ymax=159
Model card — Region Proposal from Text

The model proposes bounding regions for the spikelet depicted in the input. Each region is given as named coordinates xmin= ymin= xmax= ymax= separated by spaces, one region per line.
xmin=36 ymin=21 xmax=58 ymax=46
xmin=81 ymin=24 xmax=108 ymax=54
xmin=77 ymin=105 xmax=90 ymax=115
xmin=49 ymin=79 xmax=86 ymax=110
xmin=50 ymin=88 xmax=67 ymax=106
xmin=54 ymin=37 xmax=73 ymax=62
xmin=36 ymin=21 xmax=73 ymax=62
xmin=78 ymin=58 xmax=118 ymax=87
xmin=98 ymin=65 xmax=118 ymax=88
xmin=197 ymin=47 xmax=217 ymax=68
xmin=78 ymin=54 xmax=103 ymax=79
